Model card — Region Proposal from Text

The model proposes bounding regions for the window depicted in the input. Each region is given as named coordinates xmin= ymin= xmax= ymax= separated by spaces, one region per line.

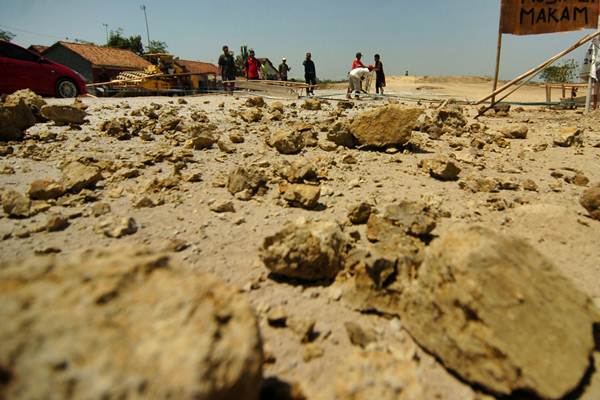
xmin=0 ymin=42 xmax=40 ymax=62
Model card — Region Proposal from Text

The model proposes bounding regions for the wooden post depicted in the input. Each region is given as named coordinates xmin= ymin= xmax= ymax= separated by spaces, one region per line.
xmin=477 ymin=30 xmax=600 ymax=104
xmin=492 ymin=3 xmax=504 ymax=105
xmin=546 ymin=85 xmax=552 ymax=103
xmin=585 ymin=16 xmax=600 ymax=113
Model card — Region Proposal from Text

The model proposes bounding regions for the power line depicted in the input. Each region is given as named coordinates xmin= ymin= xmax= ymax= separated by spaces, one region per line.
xmin=0 ymin=23 xmax=95 ymax=44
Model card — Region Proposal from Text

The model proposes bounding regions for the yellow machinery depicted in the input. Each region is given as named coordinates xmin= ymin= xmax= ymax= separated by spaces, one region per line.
xmin=113 ymin=53 xmax=192 ymax=91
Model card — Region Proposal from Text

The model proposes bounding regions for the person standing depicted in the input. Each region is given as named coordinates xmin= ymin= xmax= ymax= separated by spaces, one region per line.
xmin=352 ymin=52 xmax=366 ymax=70
xmin=374 ymin=54 xmax=386 ymax=95
xmin=278 ymin=58 xmax=291 ymax=81
xmin=260 ymin=60 xmax=269 ymax=80
xmin=303 ymin=52 xmax=316 ymax=96
xmin=218 ymin=45 xmax=236 ymax=94
xmin=245 ymin=49 xmax=261 ymax=80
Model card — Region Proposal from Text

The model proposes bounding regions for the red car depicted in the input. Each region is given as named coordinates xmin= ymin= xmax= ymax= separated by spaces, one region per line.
xmin=0 ymin=40 xmax=87 ymax=98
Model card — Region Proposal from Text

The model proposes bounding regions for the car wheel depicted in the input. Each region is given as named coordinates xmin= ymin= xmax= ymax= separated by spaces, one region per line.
xmin=56 ymin=79 xmax=78 ymax=98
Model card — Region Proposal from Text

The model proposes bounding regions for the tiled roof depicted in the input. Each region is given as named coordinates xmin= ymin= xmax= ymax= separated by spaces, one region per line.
xmin=49 ymin=42 xmax=151 ymax=70
xmin=177 ymin=59 xmax=218 ymax=75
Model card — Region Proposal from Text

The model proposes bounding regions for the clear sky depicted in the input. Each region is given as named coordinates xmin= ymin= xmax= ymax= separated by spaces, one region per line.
xmin=0 ymin=0 xmax=597 ymax=80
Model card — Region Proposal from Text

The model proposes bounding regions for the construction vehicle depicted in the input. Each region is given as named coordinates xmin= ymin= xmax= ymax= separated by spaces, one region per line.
xmin=113 ymin=53 xmax=189 ymax=92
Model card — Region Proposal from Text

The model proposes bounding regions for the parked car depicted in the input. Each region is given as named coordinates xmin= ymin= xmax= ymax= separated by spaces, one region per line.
xmin=0 ymin=40 xmax=87 ymax=98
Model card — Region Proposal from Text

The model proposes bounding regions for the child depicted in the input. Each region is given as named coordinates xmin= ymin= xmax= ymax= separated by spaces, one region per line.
xmin=374 ymin=54 xmax=386 ymax=95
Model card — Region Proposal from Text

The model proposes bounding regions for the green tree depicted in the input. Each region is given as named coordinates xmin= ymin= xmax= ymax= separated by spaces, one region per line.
xmin=147 ymin=40 xmax=168 ymax=54
xmin=106 ymin=29 xmax=144 ymax=55
xmin=234 ymin=45 xmax=249 ymax=77
xmin=540 ymin=59 xmax=580 ymax=83
xmin=0 ymin=29 xmax=15 ymax=41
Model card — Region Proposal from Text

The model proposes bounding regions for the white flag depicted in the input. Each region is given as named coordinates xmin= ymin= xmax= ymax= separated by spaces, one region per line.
xmin=592 ymin=38 xmax=599 ymax=81
xmin=581 ymin=40 xmax=599 ymax=81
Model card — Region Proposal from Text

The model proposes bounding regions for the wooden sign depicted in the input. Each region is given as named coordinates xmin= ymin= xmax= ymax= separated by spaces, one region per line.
xmin=501 ymin=0 xmax=599 ymax=35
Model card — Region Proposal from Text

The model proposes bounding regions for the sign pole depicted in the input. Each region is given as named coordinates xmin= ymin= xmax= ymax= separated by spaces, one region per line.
xmin=585 ymin=15 xmax=600 ymax=113
xmin=492 ymin=1 xmax=504 ymax=105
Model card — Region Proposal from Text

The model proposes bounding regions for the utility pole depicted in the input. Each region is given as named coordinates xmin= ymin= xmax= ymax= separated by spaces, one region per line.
xmin=102 ymin=23 xmax=109 ymax=44
xmin=140 ymin=5 xmax=150 ymax=46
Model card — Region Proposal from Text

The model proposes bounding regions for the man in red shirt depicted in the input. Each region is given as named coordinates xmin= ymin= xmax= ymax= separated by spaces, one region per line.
xmin=352 ymin=52 xmax=366 ymax=70
xmin=245 ymin=49 xmax=261 ymax=80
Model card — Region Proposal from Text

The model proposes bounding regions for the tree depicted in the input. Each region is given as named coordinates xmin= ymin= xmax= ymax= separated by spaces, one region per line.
xmin=234 ymin=45 xmax=249 ymax=77
xmin=540 ymin=59 xmax=580 ymax=83
xmin=0 ymin=29 xmax=15 ymax=41
xmin=106 ymin=28 xmax=144 ymax=55
xmin=147 ymin=40 xmax=168 ymax=54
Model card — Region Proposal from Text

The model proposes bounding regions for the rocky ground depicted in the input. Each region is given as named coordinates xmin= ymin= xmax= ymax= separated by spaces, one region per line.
xmin=1 ymin=88 xmax=600 ymax=400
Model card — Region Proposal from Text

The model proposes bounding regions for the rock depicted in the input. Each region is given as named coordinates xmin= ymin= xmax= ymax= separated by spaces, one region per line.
xmin=302 ymin=344 xmax=324 ymax=362
xmin=101 ymin=118 xmax=131 ymax=140
xmin=287 ymin=317 xmax=316 ymax=343
xmin=227 ymin=166 xmax=268 ymax=199
xmin=261 ymin=220 xmax=348 ymax=281
xmin=241 ymin=109 xmax=263 ymax=123
xmin=186 ymin=126 xmax=217 ymax=150
xmin=41 ymin=104 xmax=87 ymax=125
xmin=318 ymin=140 xmax=338 ymax=152
xmin=267 ymin=306 xmax=288 ymax=327
xmin=229 ymin=130 xmax=245 ymax=143
xmin=566 ymin=173 xmax=590 ymax=187
xmin=2 ymin=190 xmax=31 ymax=218
xmin=271 ymin=101 xmax=284 ymax=113
xmin=280 ymin=158 xmax=320 ymax=183
xmin=301 ymin=98 xmax=322 ymax=111
xmin=0 ymin=98 xmax=36 ymax=141
xmin=91 ymin=202 xmax=111 ymax=217
xmin=245 ymin=96 xmax=265 ymax=108
xmin=334 ymin=351 xmax=424 ymax=400
xmin=337 ymin=101 xmax=354 ymax=110
xmin=45 ymin=213 xmax=69 ymax=232
xmin=580 ymin=185 xmax=600 ymax=220
xmin=420 ymin=155 xmax=461 ymax=181
xmin=382 ymin=201 xmax=437 ymax=237
xmin=96 ymin=217 xmax=138 ymax=238
xmin=281 ymin=183 xmax=321 ymax=209
xmin=554 ymin=127 xmax=583 ymax=147
xmin=522 ymin=179 xmax=538 ymax=192
xmin=348 ymin=202 xmax=373 ymax=225
xmin=28 ymin=179 xmax=65 ymax=200
xmin=5 ymin=88 xmax=46 ymax=120
xmin=61 ymin=161 xmax=102 ymax=193
xmin=210 ymin=200 xmax=236 ymax=213
xmin=500 ymin=125 xmax=528 ymax=139
xmin=419 ymin=105 xmax=467 ymax=135
xmin=270 ymin=128 xmax=305 ymax=155
xmin=349 ymin=106 xmax=422 ymax=148
xmin=399 ymin=225 xmax=599 ymax=399
xmin=344 ymin=322 xmax=377 ymax=348
xmin=133 ymin=196 xmax=158 ymax=209
xmin=459 ymin=175 xmax=500 ymax=193
xmin=327 ymin=121 xmax=357 ymax=148
xmin=0 ymin=247 xmax=263 ymax=400
xmin=218 ymin=140 xmax=236 ymax=154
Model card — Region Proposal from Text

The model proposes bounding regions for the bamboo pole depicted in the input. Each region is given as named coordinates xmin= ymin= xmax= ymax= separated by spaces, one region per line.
xmin=477 ymin=30 xmax=600 ymax=105
xmin=475 ymin=73 xmax=539 ymax=118
xmin=585 ymin=16 xmax=600 ymax=113
xmin=491 ymin=1 xmax=504 ymax=104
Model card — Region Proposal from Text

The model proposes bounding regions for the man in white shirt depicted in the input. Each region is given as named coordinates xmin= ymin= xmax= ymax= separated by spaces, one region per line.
xmin=347 ymin=67 xmax=372 ymax=99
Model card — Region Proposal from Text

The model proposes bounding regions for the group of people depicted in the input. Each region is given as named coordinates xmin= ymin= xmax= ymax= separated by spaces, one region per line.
xmin=346 ymin=52 xmax=386 ymax=99
xmin=217 ymin=45 xmax=385 ymax=98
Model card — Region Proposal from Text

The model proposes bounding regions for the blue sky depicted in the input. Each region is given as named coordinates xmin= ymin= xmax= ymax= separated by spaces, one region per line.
xmin=0 ymin=0 xmax=596 ymax=80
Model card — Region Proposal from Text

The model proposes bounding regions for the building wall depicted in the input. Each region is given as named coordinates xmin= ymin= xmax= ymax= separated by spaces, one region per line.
xmin=44 ymin=47 xmax=93 ymax=82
